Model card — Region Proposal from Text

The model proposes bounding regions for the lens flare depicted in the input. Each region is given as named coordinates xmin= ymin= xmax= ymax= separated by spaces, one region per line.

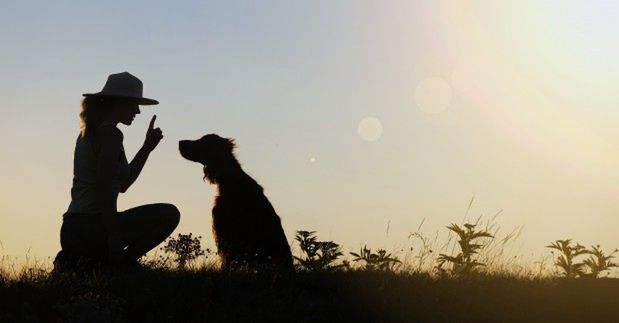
xmin=358 ymin=117 xmax=383 ymax=142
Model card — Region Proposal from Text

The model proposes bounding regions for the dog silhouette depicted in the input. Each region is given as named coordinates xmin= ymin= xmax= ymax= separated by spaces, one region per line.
xmin=179 ymin=134 xmax=293 ymax=270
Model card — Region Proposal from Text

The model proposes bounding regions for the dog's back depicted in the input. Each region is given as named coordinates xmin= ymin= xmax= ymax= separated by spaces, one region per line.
xmin=213 ymin=173 xmax=293 ymax=269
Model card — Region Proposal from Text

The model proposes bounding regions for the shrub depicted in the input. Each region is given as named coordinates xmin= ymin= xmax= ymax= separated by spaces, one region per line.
xmin=546 ymin=239 xmax=588 ymax=278
xmin=294 ymin=230 xmax=345 ymax=271
xmin=582 ymin=245 xmax=617 ymax=278
xmin=437 ymin=223 xmax=494 ymax=275
xmin=350 ymin=246 xmax=401 ymax=271
xmin=160 ymin=233 xmax=209 ymax=269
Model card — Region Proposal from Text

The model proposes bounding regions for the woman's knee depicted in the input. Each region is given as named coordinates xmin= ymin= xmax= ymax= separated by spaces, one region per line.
xmin=159 ymin=203 xmax=180 ymax=228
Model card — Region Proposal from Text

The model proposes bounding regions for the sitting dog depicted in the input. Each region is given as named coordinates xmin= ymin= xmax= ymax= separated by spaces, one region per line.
xmin=179 ymin=134 xmax=293 ymax=270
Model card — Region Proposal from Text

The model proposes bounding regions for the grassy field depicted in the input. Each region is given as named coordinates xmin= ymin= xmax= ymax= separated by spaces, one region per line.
xmin=1 ymin=266 xmax=619 ymax=322
xmin=2 ymin=217 xmax=618 ymax=322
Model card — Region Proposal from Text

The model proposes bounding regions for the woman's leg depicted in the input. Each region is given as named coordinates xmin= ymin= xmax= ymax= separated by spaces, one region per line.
xmin=58 ymin=213 xmax=108 ymax=271
xmin=117 ymin=203 xmax=180 ymax=262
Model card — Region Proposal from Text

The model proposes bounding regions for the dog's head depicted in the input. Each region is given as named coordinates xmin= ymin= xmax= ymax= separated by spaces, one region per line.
xmin=179 ymin=134 xmax=237 ymax=183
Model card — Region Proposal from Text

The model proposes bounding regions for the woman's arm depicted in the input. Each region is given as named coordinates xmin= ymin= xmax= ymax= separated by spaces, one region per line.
xmin=96 ymin=126 xmax=124 ymax=263
xmin=120 ymin=115 xmax=163 ymax=193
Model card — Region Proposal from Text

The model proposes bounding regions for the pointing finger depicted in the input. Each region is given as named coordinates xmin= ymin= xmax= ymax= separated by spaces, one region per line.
xmin=149 ymin=115 xmax=157 ymax=130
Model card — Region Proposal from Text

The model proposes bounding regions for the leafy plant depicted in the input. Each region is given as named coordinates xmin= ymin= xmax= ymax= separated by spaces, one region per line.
xmin=294 ymin=231 xmax=345 ymax=271
xmin=161 ymin=233 xmax=209 ymax=269
xmin=350 ymin=246 xmax=401 ymax=271
xmin=437 ymin=223 xmax=494 ymax=275
xmin=582 ymin=245 xmax=618 ymax=278
xmin=546 ymin=239 xmax=588 ymax=278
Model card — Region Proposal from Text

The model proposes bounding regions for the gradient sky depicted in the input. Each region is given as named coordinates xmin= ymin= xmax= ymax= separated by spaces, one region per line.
xmin=1 ymin=1 xmax=617 ymax=264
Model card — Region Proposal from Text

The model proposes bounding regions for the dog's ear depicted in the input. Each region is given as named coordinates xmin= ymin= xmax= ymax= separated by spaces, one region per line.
xmin=225 ymin=138 xmax=236 ymax=151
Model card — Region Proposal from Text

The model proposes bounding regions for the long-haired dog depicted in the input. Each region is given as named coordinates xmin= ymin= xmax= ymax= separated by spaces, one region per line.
xmin=179 ymin=134 xmax=293 ymax=270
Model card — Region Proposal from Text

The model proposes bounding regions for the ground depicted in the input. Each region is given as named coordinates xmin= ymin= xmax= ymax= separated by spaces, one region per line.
xmin=1 ymin=268 xmax=618 ymax=322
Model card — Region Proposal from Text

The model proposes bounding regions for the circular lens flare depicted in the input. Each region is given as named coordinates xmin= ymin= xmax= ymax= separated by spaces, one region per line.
xmin=358 ymin=117 xmax=383 ymax=142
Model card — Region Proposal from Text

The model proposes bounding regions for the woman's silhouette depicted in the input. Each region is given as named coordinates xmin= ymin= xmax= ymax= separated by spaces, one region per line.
xmin=55 ymin=72 xmax=180 ymax=271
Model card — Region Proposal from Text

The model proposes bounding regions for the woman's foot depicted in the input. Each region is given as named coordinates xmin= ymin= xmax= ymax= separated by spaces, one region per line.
xmin=52 ymin=250 xmax=106 ymax=274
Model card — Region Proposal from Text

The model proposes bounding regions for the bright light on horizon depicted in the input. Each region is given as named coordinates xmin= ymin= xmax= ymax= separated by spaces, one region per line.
xmin=0 ymin=1 xmax=617 ymax=265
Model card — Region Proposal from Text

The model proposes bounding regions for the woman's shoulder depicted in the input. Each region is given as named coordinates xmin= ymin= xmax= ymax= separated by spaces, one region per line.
xmin=96 ymin=125 xmax=124 ymax=147
xmin=96 ymin=124 xmax=123 ymax=140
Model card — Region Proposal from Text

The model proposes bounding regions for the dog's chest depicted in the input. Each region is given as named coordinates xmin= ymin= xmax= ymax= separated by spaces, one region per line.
xmin=212 ymin=191 xmax=268 ymax=222
xmin=213 ymin=194 xmax=249 ymax=218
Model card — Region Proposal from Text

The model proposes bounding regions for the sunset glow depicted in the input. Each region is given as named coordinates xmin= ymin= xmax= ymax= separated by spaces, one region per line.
xmin=0 ymin=1 xmax=617 ymax=267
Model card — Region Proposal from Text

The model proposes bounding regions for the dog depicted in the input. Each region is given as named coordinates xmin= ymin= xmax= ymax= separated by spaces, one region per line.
xmin=179 ymin=134 xmax=293 ymax=270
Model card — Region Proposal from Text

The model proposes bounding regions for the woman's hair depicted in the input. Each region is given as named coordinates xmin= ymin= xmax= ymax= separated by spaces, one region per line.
xmin=79 ymin=96 xmax=124 ymax=138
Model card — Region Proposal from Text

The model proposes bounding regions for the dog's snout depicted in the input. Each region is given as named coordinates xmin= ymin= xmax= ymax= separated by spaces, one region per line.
xmin=179 ymin=139 xmax=204 ymax=163
xmin=178 ymin=140 xmax=192 ymax=159
xmin=179 ymin=140 xmax=195 ymax=153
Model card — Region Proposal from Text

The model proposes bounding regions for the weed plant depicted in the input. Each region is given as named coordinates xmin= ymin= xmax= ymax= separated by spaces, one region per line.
xmin=293 ymin=231 xmax=346 ymax=271
xmin=547 ymin=240 xmax=618 ymax=278
xmin=350 ymin=246 xmax=401 ymax=271
xmin=436 ymin=223 xmax=494 ymax=275
xmin=583 ymin=245 xmax=618 ymax=278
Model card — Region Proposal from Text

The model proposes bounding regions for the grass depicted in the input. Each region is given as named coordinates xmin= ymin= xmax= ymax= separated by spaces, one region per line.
xmin=2 ymin=202 xmax=618 ymax=322
xmin=2 ymin=265 xmax=619 ymax=322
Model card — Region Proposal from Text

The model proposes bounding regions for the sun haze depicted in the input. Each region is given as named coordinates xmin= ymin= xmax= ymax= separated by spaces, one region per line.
xmin=0 ymin=1 xmax=617 ymax=264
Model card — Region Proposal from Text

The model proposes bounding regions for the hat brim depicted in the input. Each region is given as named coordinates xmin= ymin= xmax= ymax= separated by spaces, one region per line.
xmin=82 ymin=93 xmax=159 ymax=105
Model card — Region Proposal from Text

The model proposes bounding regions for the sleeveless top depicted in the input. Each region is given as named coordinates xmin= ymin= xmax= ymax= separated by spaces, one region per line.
xmin=66 ymin=123 xmax=130 ymax=214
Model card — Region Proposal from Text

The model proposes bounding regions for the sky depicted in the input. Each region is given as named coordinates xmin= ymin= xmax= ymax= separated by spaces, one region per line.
xmin=0 ymin=1 xmax=617 ymax=264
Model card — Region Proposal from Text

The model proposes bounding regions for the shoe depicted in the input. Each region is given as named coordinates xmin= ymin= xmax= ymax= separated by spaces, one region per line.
xmin=53 ymin=250 xmax=71 ymax=273
xmin=52 ymin=250 xmax=106 ymax=274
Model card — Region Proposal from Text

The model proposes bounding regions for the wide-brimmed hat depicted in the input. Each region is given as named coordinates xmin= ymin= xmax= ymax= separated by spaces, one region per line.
xmin=83 ymin=72 xmax=159 ymax=105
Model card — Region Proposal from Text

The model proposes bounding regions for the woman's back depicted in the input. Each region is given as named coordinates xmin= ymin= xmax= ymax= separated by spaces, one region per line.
xmin=66 ymin=126 xmax=129 ymax=214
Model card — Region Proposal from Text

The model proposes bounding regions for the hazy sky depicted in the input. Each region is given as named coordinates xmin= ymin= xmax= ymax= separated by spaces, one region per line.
xmin=1 ymin=1 xmax=617 ymax=263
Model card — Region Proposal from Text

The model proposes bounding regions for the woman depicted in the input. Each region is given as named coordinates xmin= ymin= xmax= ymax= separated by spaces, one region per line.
xmin=56 ymin=72 xmax=180 ymax=271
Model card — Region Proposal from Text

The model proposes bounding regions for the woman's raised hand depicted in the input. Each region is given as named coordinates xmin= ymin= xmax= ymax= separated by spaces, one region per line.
xmin=144 ymin=115 xmax=164 ymax=152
